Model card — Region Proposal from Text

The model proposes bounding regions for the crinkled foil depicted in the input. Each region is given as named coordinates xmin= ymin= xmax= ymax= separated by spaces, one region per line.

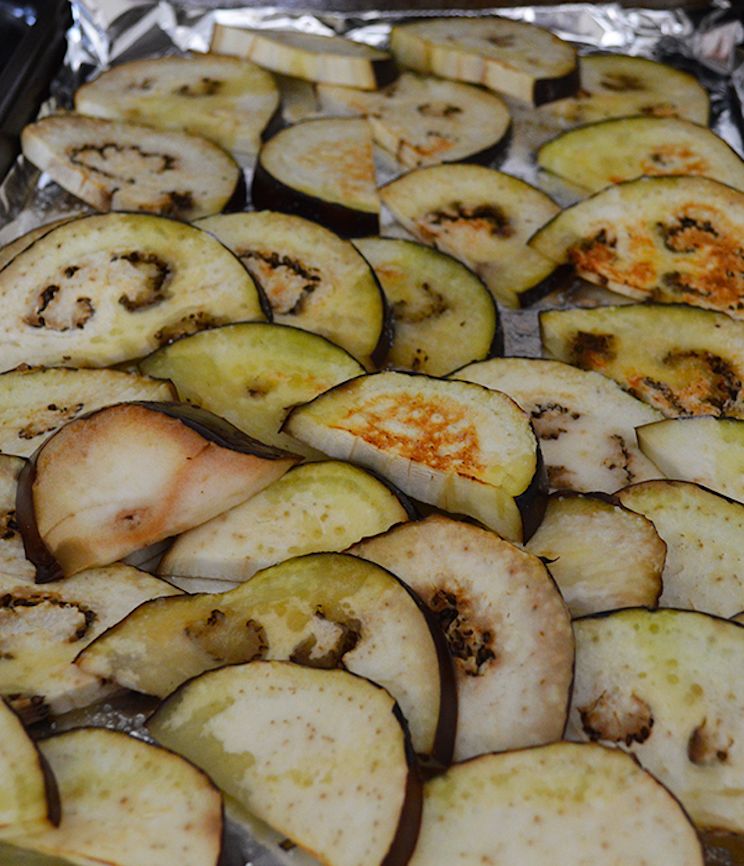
xmin=1 ymin=3 xmax=743 ymax=864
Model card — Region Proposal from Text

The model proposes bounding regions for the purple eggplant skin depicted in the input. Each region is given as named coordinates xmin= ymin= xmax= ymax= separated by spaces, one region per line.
xmin=533 ymin=64 xmax=581 ymax=106
xmin=516 ymin=440 xmax=548 ymax=543
xmin=15 ymin=455 xmax=61 ymax=585
xmin=222 ymin=168 xmax=248 ymax=214
xmin=250 ymin=162 xmax=379 ymax=239
xmin=459 ymin=120 xmax=513 ymax=170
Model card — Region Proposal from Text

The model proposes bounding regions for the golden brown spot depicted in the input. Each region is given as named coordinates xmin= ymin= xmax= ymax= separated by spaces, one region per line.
xmin=579 ymin=689 xmax=654 ymax=746
xmin=640 ymin=145 xmax=709 ymax=177
xmin=688 ymin=717 xmax=733 ymax=766
xmin=184 ymin=611 xmax=268 ymax=664
xmin=429 ymin=587 xmax=497 ymax=676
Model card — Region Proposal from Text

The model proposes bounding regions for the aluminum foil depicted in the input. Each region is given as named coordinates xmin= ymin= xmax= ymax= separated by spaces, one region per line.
xmin=1 ymin=2 xmax=744 ymax=864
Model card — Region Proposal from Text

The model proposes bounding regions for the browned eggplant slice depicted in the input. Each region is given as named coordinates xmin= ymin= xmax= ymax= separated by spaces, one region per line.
xmin=9 ymin=728 xmax=222 ymax=866
xmin=408 ymin=742 xmax=704 ymax=866
xmin=79 ymin=552 xmax=454 ymax=763
xmin=540 ymin=304 xmax=744 ymax=419
xmin=149 ymin=662 xmax=420 ymax=866
xmin=17 ymin=401 xmax=300 ymax=581
xmin=568 ymin=608 xmax=744 ymax=833
xmin=617 ymin=480 xmax=744 ymax=617
xmin=283 ymin=371 xmax=545 ymax=543
xmin=350 ymin=515 xmax=573 ymax=761
xmin=525 ymin=492 xmax=666 ymax=617
xmin=252 ymin=118 xmax=379 ymax=238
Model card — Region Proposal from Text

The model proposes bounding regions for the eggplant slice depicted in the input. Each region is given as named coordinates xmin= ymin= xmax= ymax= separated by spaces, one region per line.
xmin=284 ymin=371 xmax=545 ymax=543
xmin=353 ymin=237 xmax=500 ymax=375
xmin=530 ymin=176 xmax=744 ymax=318
xmin=318 ymin=73 xmax=511 ymax=168
xmin=0 ymin=213 xmax=267 ymax=373
xmin=409 ymin=742 xmax=704 ymax=866
xmin=18 ymin=402 xmax=299 ymax=580
xmin=541 ymin=54 xmax=711 ymax=127
xmin=568 ymin=608 xmax=744 ymax=833
xmin=196 ymin=213 xmax=387 ymax=368
xmin=211 ymin=27 xmax=396 ymax=90
xmin=636 ymin=417 xmax=744 ymax=504
xmin=74 ymin=53 xmax=279 ymax=156
xmin=451 ymin=357 xmax=662 ymax=493
xmin=350 ymin=515 xmax=573 ymax=761
xmin=390 ymin=17 xmax=578 ymax=106
xmin=9 ymin=728 xmax=222 ymax=866
xmin=0 ymin=455 xmax=35 ymax=581
xmin=540 ymin=304 xmax=744 ymax=419
xmin=0 ymin=367 xmax=174 ymax=458
xmin=538 ymin=117 xmax=744 ymax=195
xmin=525 ymin=492 xmax=665 ymax=617
xmin=252 ymin=118 xmax=379 ymax=238
xmin=380 ymin=164 xmax=559 ymax=308
xmin=617 ymin=480 xmax=744 ymax=618
xmin=159 ymin=461 xmax=410 ymax=582
xmin=21 ymin=114 xmax=243 ymax=219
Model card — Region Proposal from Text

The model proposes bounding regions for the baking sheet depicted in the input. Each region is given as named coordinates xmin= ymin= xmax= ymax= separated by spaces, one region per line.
xmin=1 ymin=1 xmax=743 ymax=864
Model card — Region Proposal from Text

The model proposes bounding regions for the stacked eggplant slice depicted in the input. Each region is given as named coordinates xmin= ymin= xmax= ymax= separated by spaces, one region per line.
xmin=4 ymin=12 xmax=744 ymax=866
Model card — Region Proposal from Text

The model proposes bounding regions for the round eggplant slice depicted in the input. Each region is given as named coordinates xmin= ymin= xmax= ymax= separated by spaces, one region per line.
xmin=0 ymin=213 xmax=267 ymax=373
xmin=0 ymin=218 xmax=77 ymax=272
xmin=408 ymin=742 xmax=704 ymax=866
xmin=350 ymin=515 xmax=573 ymax=761
xmin=538 ymin=117 xmax=744 ymax=195
xmin=79 ymin=552 xmax=455 ymax=763
xmin=539 ymin=304 xmax=744 ymax=419
xmin=148 ymin=662 xmax=421 ymax=866
xmin=0 ymin=367 xmax=174 ymax=458
xmin=283 ymin=371 xmax=545 ymax=543
xmin=9 ymin=728 xmax=222 ymax=866
xmin=450 ymin=357 xmax=662 ymax=493
xmin=211 ymin=27 xmax=396 ymax=91
xmin=195 ymin=214 xmax=387 ymax=368
xmin=568 ymin=608 xmax=744 ymax=833
xmin=353 ymin=237 xmax=500 ymax=376
xmin=617 ymin=480 xmax=744 ymax=618
xmin=379 ymin=164 xmax=559 ymax=308
xmin=390 ymin=17 xmax=578 ymax=106
xmin=252 ymin=118 xmax=379 ymax=239
xmin=530 ymin=176 xmax=744 ymax=319
xmin=541 ymin=54 xmax=710 ymax=127
xmin=0 ymin=564 xmax=180 ymax=723
xmin=318 ymin=73 xmax=511 ymax=169
xmin=525 ymin=492 xmax=665 ymax=617
xmin=159 ymin=461 xmax=410 ymax=582
xmin=74 ymin=53 xmax=279 ymax=156
xmin=636 ymin=417 xmax=744 ymax=503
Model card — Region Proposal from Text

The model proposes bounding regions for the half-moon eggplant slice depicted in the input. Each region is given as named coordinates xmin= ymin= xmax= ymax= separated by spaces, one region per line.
xmin=80 ymin=552 xmax=455 ymax=763
xmin=318 ymin=73 xmax=511 ymax=168
xmin=408 ymin=742 xmax=704 ymax=866
xmin=8 ymin=728 xmax=223 ymax=866
xmin=349 ymin=515 xmax=573 ymax=761
xmin=541 ymin=54 xmax=710 ymax=127
xmin=17 ymin=402 xmax=300 ymax=581
xmin=252 ymin=118 xmax=379 ymax=238
xmin=0 ymin=218 xmax=76 ymax=272
xmin=195 ymin=213 xmax=387 ymax=368
xmin=568 ymin=608 xmax=744 ymax=834
xmin=22 ymin=115 xmax=243 ymax=220
xmin=74 ymin=53 xmax=279 ymax=156
xmin=0 ymin=367 xmax=174 ymax=458
xmin=140 ymin=322 xmax=364 ymax=456
xmin=353 ymin=237 xmax=500 ymax=375
xmin=0 ymin=213 xmax=268 ymax=373
xmin=159 ymin=461 xmax=410 ymax=582
xmin=537 ymin=117 xmax=744 ymax=195
xmin=530 ymin=176 xmax=744 ymax=318
xmin=379 ymin=164 xmax=559 ymax=308
xmin=148 ymin=662 xmax=421 ymax=866
xmin=540 ymin=304 xmax=744 ymax=419
xmin=525 ymin=492 xmax=665 ymax=617
xmin=450 ymin=357 xmax=662 ymax=492
xmin=211 ymin=27 xmax=396 ymax=90
xmin=617 ymin=480 xmax=744 ymax=618
xmin=636 ymin=417 xmax=744 ymax=504
xmin=0 ymin=564 xmax=180 ymax=723
xmin=390 ymin=17 xmax=579 ymax=106
xmin=283 ymin=371 xmax=545 ymax=543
